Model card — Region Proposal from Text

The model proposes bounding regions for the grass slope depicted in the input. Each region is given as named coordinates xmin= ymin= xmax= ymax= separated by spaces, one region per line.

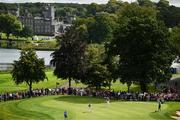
xmin=0 ymin=71 xmax=66 ymax=93
xmin=0 ymin=96 xmax=179 ymax=120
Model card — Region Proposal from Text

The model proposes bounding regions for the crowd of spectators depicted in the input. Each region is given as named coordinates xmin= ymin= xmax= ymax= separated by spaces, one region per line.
xmin=0 ymin=87 xmax=179 ymax=102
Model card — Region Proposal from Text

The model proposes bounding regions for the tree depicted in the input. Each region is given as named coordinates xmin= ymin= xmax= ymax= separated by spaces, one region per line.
xmin=21 ymin=26 xmax=33 ymax=38
xmin=105 ymin=0 xmax=123 ymax=13
xmin=0 ymin=13 xmax=22 ymax=47
xmin=137 ymin=0 xmax=155 ymax=7
xmin=88 ymin=12 xmax=117 ymax=43
xmin=157 ymin=0 xmax=169 ymax=8
xmin=82 ymin=44 xmax=111 ymax=89
xmin=11 ymin=48 xmax=46 ymax=97
xmin=170 ymin=24 xmax=180 ymax=55
xmin=87 ymin=3 xmax=102 ymax=15
xmin=156 ymin=0 xmax=180 ymax=27
xmin=108 ymin=5 xmax=175 ymax=92
xmin=50 ymin=24 xmax=88 ymax=90
xmin=13 ymin=26 xmax=33 ymax=41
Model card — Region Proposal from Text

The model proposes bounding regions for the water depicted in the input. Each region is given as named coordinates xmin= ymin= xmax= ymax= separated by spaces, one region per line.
xmin=0 ymin=48 xmax=53 ymax=65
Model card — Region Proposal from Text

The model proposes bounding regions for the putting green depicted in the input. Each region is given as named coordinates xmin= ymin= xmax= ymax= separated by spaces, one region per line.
xmin=0 ymin=96 xmax=179 ymax=120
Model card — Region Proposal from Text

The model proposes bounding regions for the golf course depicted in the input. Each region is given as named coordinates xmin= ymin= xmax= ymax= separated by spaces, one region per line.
xmin=0 ymin=95 xmax=179 ymax=120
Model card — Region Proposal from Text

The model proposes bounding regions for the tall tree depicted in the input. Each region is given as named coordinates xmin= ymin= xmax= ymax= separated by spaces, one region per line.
xmin=11 ymin=48 xmax=46 ymax=97
xmin=170 ymin=24 xmax=180 ymax=55
xmin=82 ymin=44 xmax=111 ymax=89
xmin=156 ymin=0 xmax=180 ymax=27
xmin=137 ymin=0 xmax=155 ymax=7
xmin=21 ymin=26 xmax=33 ymax=38
xmin=88 ymin=12 xmax=117 ymax=43
xmin=50 ymin=24 xmax=88 ymax=90
xmin=0 ymin=13 xmax=22 ymax=47
xmin=108 ymin=5 xmax=175 ymax=92
xmin=105 ymin=0 xmax=123 ymax=13
xmin=87 ymin=3 xmax=102 ymax=15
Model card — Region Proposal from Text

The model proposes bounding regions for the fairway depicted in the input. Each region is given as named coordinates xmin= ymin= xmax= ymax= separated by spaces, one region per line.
xmin=0 ymin=96 xmax=179 ymax=120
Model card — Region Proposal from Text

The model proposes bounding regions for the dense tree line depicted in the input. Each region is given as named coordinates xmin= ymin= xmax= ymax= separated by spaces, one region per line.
xmin=0 ymin=0 xmax=180 ymax=27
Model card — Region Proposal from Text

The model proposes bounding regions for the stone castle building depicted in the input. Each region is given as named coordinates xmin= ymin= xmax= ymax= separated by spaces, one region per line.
xmin=1 ymin=4 xmax=74 ymax=36
xmin=19 ymin=4 xmax=74 ymax=36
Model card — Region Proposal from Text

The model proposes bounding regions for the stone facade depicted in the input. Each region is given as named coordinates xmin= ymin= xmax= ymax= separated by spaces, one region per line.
xmin=18 ymin=4 xmax=72 ymax=36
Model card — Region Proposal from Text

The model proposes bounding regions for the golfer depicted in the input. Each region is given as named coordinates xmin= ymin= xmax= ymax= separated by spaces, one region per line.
xmin=88 ymin=104 xmax=92 ymax=112
xmin=157 ymin=98 xmax=161 ymax=111
xmin=106 ymin=97 xmax=110 ymax=105
xmin=64 ymin=110 xmax=68 ymax=120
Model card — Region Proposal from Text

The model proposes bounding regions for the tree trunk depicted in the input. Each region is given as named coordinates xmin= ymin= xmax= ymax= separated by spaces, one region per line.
xmin=7 ymin=34 xmax=12 ymax=47
xmin=0 ymin=33 xmax=2 ymax=40
xmin=68 ymin=78 xmax=71 ymax=88
xmin=28 ymin=81 xmax=33 ymax=97
xmin=68 ymin=78 xmax=72 ymax=95
xmin=108 ymin=81 xmax=111 ymax=90
xmin=127 ymin=82 xmax=132 ymax=92
xmin=127 ymin=84 xmax=130 ymax=93
xmin=140 ymin=81 xmax=147 ymax=92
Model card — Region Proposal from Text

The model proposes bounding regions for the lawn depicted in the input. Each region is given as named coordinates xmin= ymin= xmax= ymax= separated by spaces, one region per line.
xmin=0 ymin=71 xmax=66 ymax=93
xmin=0 ymin=72 xmax=180 ymax=93
xmin=0 ymin=95 xmax=179 ymax=120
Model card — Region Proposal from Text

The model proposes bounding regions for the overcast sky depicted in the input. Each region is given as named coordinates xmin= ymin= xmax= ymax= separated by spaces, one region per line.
xmin=0 ymin=0 xmax=179 ymax=7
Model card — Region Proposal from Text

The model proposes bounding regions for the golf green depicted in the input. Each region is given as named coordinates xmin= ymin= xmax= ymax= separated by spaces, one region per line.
xmin=0 ymin=95 xmax=179 ymax=120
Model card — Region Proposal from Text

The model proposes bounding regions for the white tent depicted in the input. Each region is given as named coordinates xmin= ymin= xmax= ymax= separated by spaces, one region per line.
xmin=171 ymin=57 xmax=180 ymax=74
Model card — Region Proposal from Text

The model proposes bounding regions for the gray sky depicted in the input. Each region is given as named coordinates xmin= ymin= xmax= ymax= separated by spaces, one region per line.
xmin=0 ymin=0 xmax=179 ymax=7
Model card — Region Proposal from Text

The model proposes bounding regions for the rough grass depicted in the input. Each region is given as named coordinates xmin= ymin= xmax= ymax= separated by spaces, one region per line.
xmin=0 ymin=71 xmax=66 ymax=93
xmin=0 ymin=95 xmax=179 ymax=120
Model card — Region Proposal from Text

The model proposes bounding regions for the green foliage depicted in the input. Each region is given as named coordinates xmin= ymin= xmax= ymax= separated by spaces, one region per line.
xmin=108 ymin=4 xmax=175 ymax=92
xmin=88 ymin=12 xmax=118 ymax=43
xmin=105 ymin=0 xmax=123 ymax=13
xmin=170 ymin=24 xmax=180 ymax=55
xmin=157 ymin=0 xmax=180 ymax=27
xmin=0 ymin=13 xmax=22 ymax=35
xmin=0 ymin=13 xmax=22 ymax=46
xmin=11 ymin=48 xmax=46 ymax=96
xmin=137 ymin=0 xmax=155 ymax=7
xmin=87 ymin=3 xmax=102 ymax=15
xmin=21 ymin=26 xmax=33 ymax=38
xmin=51 ymin=24 xmax=87 ymax=88
xmin=81 ymin=44 xmax=111 ymax=89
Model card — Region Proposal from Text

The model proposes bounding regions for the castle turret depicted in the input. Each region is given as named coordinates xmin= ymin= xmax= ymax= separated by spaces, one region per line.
xmin=43 ymin=4 xmax=55 ymax=20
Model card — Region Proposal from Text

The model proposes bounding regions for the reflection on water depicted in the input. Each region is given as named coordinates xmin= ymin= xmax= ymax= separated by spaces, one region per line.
xmin=0 ymin=48 xmax=53 ymax=65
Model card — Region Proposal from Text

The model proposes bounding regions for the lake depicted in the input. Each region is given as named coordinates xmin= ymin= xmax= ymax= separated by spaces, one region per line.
xmin=0 ymin=48 xmax=53 ymax=65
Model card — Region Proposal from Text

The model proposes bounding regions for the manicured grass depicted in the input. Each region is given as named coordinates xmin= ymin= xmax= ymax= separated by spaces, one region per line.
xmin=0 ymin=72 xmax=179 ymax=93
xmin=0 ymin=71 xmax=66 ymax=93
xmin=0 ymin=95 xmax=179 ymax=120
xmin=172 ymin=74 xmax=180 ymax=77
xmin=72 ymin=81 xmax=158 ymax=92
